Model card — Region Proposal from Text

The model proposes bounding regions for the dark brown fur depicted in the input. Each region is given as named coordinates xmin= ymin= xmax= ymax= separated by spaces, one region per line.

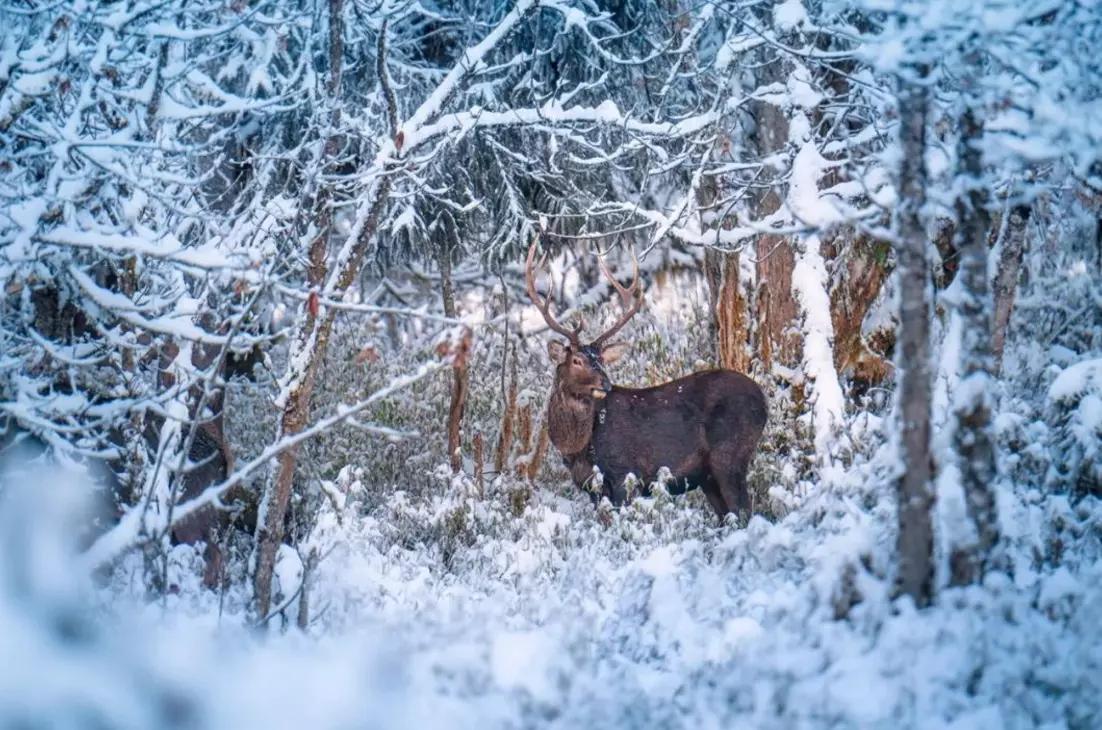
xmin=548 ymin=352 xmax=767 ymax=520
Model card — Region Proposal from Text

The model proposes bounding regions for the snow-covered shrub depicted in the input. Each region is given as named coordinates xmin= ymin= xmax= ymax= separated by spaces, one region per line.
xmin=999 ymin=214 xmax=1102 ymax=502
xmin=1046 ymin=359 xmax=1102 ymax=497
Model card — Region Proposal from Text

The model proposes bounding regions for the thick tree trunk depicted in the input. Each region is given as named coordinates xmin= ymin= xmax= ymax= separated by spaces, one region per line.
xmin=749 ymin=56 xmax=800 ymax=375
xmin=894 ymin=74 xmax=935 ymax=607
xmin=705 ymin=248 xmax=751 ymax=373
xmin=827 ymin=233 xmax=894 ymax=387
xmin=991 ymin=205 xmax=1030 ymax=369
xmin=755 ymin=250 xmax=801 ymax=367
xmin=948 ymin=107 xmax=1000 ymax=586
xmin=753 ymin=205 xmax=800 ymax=372
xmin=705 ymin=42 xmax=798 ymax=378
xmin=700 ymin=171 xmax=752 ymax=373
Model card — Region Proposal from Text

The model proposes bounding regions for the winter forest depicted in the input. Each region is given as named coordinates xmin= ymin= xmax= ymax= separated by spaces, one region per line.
xmin=1 ymin=0 xmax=1100 ymax=726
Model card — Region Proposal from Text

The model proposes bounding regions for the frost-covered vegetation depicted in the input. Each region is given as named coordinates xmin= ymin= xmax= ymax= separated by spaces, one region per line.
xmin=2 ymin=0 xmax=1101 ymax=727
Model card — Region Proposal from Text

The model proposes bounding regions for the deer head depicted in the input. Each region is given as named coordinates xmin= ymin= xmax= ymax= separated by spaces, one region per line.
xmin=526 ymin=237 xmax=643 ymax=456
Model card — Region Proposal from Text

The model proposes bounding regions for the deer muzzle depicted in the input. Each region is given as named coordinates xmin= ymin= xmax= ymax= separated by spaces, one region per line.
xmin=591 ymin=371 xmax=612 ymax=399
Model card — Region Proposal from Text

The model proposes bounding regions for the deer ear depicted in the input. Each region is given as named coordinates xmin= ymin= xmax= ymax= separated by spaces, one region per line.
xmin=548 ymin=340 xmax=568 ymax=364
xmin=601 ymin=342 xmax=629 ymax=364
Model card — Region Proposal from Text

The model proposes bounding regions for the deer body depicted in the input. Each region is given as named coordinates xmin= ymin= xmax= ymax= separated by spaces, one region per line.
xmin=526 ymin=238 xmax=768 ymax=520
xmin=551 ymin=369 xmax=766 ymax=517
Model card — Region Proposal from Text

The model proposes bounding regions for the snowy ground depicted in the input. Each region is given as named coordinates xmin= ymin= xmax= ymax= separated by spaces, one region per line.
xmin=2 ymin=428 xmax=1099 ymax=729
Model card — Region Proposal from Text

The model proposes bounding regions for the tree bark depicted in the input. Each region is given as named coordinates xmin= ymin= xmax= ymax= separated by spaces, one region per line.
xmin=473 ymin=432 xmax=485 ymax=494
xmin=700 ymin=170 xmax=752 ymax=373
xmin=705 ymin=248 xmax=751 ymax=373
xmin=494 ymin=348 xmax=518 ymax=473
xmin=827 ymin=232 xmax=894 ymax=388
xmin=439 ymin=250 xmax=469 ymax=473
xmin=991 ymin=205 xmax=1030 ymax=369
xmin=750 ymin=88 xmax=801 ymax=374
xmin=948 ymin=106 xmax=1000 ymax=586
xmin=514 ymin=402 xmax=532 ymax=480
xmin=527 ymin=419 xmax=550 ymax=482
xmin=894 ymin=72 xmax=935 ymax=607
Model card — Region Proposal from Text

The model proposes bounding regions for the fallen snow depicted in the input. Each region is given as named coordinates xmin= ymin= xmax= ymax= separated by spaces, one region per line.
xmin=1048 ymin=358 xmax=1102 ymax=403
xmin=3 ymin=434 xmax=1100 ymax=728
xmin=774 ymin=0 xmax=810 ymax=32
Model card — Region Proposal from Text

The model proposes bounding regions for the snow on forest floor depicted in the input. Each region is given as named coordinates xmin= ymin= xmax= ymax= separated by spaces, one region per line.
xmin=3 ymin=441 xmax=1100 ymax=729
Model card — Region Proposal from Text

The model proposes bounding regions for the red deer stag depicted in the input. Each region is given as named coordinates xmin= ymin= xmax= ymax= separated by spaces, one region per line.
xmin=526 ymin=240 xmax=767 ymax=521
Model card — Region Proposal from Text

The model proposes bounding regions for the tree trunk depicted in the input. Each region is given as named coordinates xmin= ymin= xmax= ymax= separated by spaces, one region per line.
xmin=705 ymin=248 xmax=751 ymax=372
xmin=439 ymin=250 xmax=469 ymax=473
xmin=297 ymin=551 xmax=314 ymax=631
xmin=514 ymin=402 xmax=532 ymax=479
xmin=700 ymin=171 xmax=751 ymax=373
xmin=792 ymin=233 xmax=846 ymax=466
xmin=751 ymin=146 xmax=800 ymax=373
xmin=948 ymin=106 xmax=1000 ymax=586
xmin=827 ymin=232 xmax=894 ymax=388
xmin=473 ymin=432 xmax=485 ymax=494
xmin=253 ymin=0 xmax=402 ymax=622
xmin=755 ymin=241 xmax=801 ymax=371
xmin=894 ymin=72 xmax=935 ymax=607
xmin=527 ymin=419 xmax=549 ymax=482
xmin=991 ymin=205 xmax=1030 ymax=369
xmin=494 ymin=348 xmax=518 ymax=473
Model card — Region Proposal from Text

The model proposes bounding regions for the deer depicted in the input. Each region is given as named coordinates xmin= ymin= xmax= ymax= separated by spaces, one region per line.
xmin=116 ymin=336 xmax=267 ymax=588
xmin=5 ymin=280 xmax=267 ymax=588
xmin=526 ymin=239 xmax=768 ymax=522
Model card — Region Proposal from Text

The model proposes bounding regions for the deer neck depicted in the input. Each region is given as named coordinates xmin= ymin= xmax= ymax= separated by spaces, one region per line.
xmin=548 ymin=385 xmax=598 ymax=459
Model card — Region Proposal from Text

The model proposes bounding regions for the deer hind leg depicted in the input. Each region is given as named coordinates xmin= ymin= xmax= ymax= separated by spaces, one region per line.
xmin=700 ymin=475 xmax=730 ymax=521
xmin=202 ymin=535 xmax=224 ymax=590
xmin=730 ymin=466 xmax=752 ymax=527
xmin=604 ymin=471 xmax=629 ymax=507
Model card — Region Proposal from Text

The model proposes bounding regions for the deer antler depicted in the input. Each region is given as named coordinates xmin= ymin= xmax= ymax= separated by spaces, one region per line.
xmin=525 ymin=237 xmax=582 ymax=347
xmin=591 ymin=249 xmax=643 ymax=348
